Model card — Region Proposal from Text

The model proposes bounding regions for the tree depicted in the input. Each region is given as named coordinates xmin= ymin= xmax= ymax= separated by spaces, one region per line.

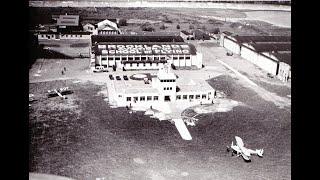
xmin=141 ymin=22 xmax=155 ymax=32
xmin=176 ymin=24 xmax=180 ymax=29
xmin=212 ymin=28 xmax=220 ymax=34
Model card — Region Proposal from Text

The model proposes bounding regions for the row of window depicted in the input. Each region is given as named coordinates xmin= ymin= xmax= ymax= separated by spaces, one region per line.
xmin=160 ymin=79 xmax=175 ymax=82
xmin=125 ymin=94 xmax=208 ymax=102
xmin=100 ymin=56 xmax=191 ymax=61
xmin=176 ymin=94 xmax=207 ymax=100
xmin=98 ymin=31 xmax=119 ymax=35
xmin=41 ymin=34 xmax=83 ymax=38
xmin=127 ymin=96 xmax=158 ymax=102
xmin=164 ymin=87 xmax=173 ymax=90
xmin=126 ymin=62 xmax=164 ymax=67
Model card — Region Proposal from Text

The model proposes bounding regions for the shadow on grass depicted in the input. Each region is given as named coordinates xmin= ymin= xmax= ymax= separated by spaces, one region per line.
xmin=39 ymin=48 xmax=74 ymax=59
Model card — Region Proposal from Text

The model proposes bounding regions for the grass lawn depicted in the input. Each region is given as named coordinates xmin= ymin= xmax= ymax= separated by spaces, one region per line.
xmin=29 ymin=74 xmax=290 ymax=180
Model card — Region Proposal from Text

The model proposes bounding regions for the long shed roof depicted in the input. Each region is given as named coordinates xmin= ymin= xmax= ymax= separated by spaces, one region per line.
xmin=243 ymin=42 xmax=291 ymax=53
xmin=91 ymin=35 xmax=184 ymax=44
xmin=57 ymin=15 xmax=79 ymax=26
xmin=271 ymin=52 xmax=291 ymax=66
xmin=228 ymin=35 xmax=291 ymax=44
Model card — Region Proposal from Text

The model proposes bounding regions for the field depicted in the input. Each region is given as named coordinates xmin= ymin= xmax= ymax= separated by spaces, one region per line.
xmin=29 ymin=7 xmax=291 ymax=36
xmin=29 ymin=76 xmax=290 ymax=180
xmin=38 ymin=39 xmax=91 ymax=58
xmin=29 ymin=39 xmax=291 ymax=179
xmin=29 ymin=5 xmax=290 ymax=180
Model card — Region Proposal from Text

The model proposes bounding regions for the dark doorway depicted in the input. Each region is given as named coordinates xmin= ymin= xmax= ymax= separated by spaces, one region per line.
xmin=164 ymin=96 xmax=171 ymax=102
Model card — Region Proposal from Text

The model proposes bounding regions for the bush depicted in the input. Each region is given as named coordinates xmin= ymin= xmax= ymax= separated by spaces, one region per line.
xmin=160 ymin=24 xmax=167 ymax=30
xmin=118 ymin=19 xmax=127 ymax=26
xmin=176 ymin=24 xmax=180 ymax=29
xmin=211 ymin=28 xmax=220 ymax=34
xmin=141 ymin=22 xmax=155 ymax=32
xmin=201 ymin=25 xmax=207 ymax=31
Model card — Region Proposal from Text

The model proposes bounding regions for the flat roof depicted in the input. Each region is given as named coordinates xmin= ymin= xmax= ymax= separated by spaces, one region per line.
xmin=157 ymin=68 xmax=176 ymax=80
xmin=177 ymin=78 xmax=214 ymax=93
xmin=114 ymin=79 xmax=158 ymax=95
xmin=113 ymin=74 xmax=214 ymax=96
xmin=91 ymin=35 xmax=184 ymax=44
xmin=38 ymin=31 xmax=91 ymax=35
xmin=244 ymin=42 xmax=291 ymax=53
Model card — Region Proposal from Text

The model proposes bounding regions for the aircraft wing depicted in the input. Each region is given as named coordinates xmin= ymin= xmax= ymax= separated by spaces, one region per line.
xmin=235 ymin=136 xmax=244 ymax=147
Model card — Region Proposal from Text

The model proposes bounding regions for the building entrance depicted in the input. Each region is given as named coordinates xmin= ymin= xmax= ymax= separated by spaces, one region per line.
xmin=164 ymin=96 xmax=171 ymax=102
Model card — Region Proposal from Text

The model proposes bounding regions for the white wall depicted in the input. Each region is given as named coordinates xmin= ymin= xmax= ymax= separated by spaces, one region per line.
xmin=176 ymin=89 xmax=216 ymax=102
xmin=117 ymin=92 xmax=159 ymax=106
xmin=241 ymin=46 xmax=279 ymax=75
xmin=223 ymin=38 xmax=241 ymax=54
xmin=191 ymin=53 xmax=202 ymax=68
xmin=256 ymin=54 xmax=278 ymax=75
xmin=277 ymin=62 xmax=291 ymax=82
xmin=123 ymin=62 xmax=165 ymax=70
xmin=173 ymin=59 xmax=180 ymax=67
xmin=241 ymin=46 xmax=259 ymax=64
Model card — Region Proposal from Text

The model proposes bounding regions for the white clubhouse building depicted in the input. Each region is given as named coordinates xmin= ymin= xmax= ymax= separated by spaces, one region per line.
xmin=110 ymin=65 xmax=216 ymax=107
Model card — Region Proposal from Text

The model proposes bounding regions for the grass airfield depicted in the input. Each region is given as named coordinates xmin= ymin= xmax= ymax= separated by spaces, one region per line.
xmin=29 ymin=46 xmax=290 ymax=179
xmin=29 ymin=5 xmax=291 ymax=179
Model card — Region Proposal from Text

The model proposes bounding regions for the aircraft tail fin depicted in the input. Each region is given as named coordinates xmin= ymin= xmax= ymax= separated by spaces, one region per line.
xmin=256 ymin=149 xmax=264 ymax=157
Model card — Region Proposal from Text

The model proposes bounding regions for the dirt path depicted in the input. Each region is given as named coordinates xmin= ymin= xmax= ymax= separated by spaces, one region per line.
xmin=216 ymin=59 xmax=290 ymax=109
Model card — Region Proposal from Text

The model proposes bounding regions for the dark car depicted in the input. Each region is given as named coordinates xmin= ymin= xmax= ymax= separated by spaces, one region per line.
xmin=109 ymin=74 xmax=114 ymax=80
xmin=267 ymin=73 xmax=274 ymax=78
xmin=116 ymin=76 xmax=121 ymax=80
xmin=123 ymin=75 xmax=129 ymax=80
xmin=226 ymin=52 xmax=233 ymax=56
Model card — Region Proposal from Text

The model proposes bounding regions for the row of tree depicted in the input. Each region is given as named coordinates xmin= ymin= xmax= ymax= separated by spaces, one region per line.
xmin=118 ymin=18 xmax=220 ymax=34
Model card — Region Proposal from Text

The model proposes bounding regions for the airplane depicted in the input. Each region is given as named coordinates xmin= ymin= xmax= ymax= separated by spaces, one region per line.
xmin=226 ymin=136 xmax=264 ymax=162
xmin=29 ymin=94 xmax=38 ymax=107
xmin=47 ymin=87 xmax=73 ymax=99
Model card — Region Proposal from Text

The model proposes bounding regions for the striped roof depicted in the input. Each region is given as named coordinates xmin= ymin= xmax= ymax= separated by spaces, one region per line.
xmin=91 ymin=35 xmax=184 ymax=44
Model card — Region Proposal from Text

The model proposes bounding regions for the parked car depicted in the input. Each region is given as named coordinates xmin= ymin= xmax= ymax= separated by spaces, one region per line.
xmin=116 ymin=76 xmax=121 ymax=80
xmin=226 ymin=52 xmax=233 ymax=56
xmin=123 ymin=75 xmax=129 ymax=80
xmin=93 ymin=66 xmax=108 ymax=73
xmin=267 ymin=73 xmax=274 ymax=78
xmin=109 ymin=74 xmax=114 ymax=80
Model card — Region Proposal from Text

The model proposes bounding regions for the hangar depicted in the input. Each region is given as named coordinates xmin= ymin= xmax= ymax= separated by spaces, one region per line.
xmin=219 ymin=33 xmax=291 ymax=81
xmin=91 ymin=35 xmax=203 ymax=70
xmin=241 ymin=42 xmax=291 ymax=75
